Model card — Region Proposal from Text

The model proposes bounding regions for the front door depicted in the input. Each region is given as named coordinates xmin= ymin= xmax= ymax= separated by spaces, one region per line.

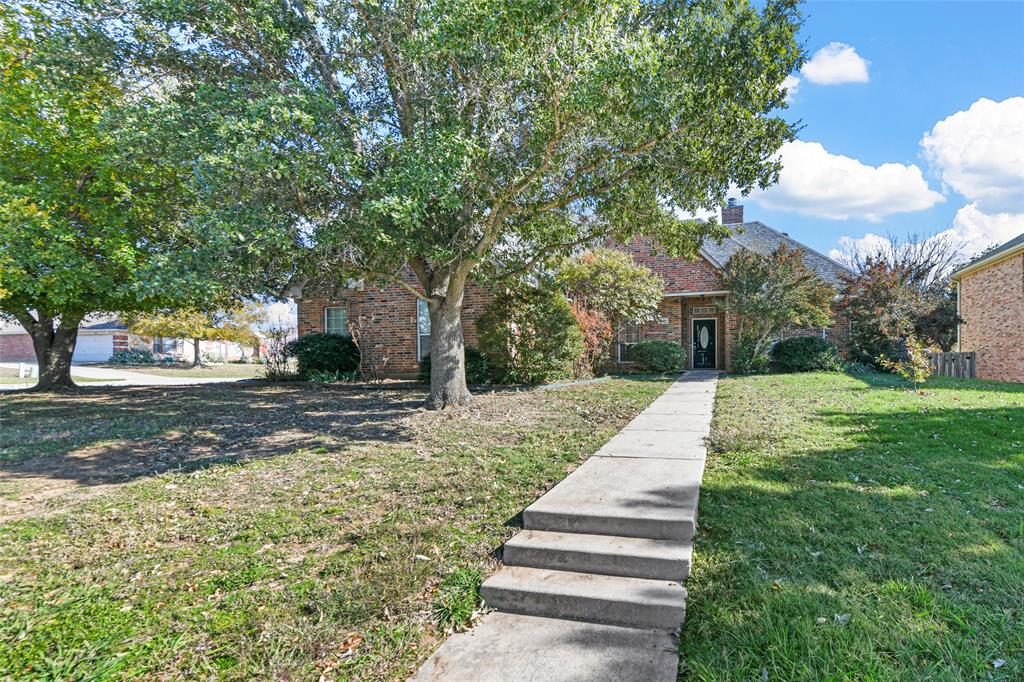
xmin=692 ymin=319 xmax=716 ymax=369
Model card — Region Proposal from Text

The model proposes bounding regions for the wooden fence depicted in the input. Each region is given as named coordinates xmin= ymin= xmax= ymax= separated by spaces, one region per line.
xmin=928 ymin=352 xmax=976 ymax=379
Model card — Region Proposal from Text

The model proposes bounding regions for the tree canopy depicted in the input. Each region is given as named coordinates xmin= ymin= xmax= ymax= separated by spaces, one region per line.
xmin=126 ymin=307 xmax=262 ymax=366
xmin=720 ymin=245 xmax=835 ymax=371
xmin=83 ymin=0 xmax=803 ymax=405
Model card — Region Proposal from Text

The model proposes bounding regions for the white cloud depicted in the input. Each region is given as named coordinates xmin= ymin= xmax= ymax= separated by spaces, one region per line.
xmin=938 ymin=202 xmax=1024 ymax=255
xmin=753 ymin=140 xmax=944 ymax=222
xmin=920 ymin=97 xmax=1024 ymax=213
xmin=827 ymin=232 xmax=892 ymax=263
xmin=801 ymin=43 xmax=870 ymax=85
xmin=829 ymin=202 xmax=1024 ymax=264
xmin=781 ymin=74 xmax=800 ymax=103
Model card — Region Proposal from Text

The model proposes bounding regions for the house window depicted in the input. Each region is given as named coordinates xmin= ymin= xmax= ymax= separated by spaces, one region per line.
xmin=153 ymin=337 xmax=178 ymax=354
xmin=325 ymin=306 xmax=349 ymax=336
xmin=417 ymin=300 xmax=431 ymax=361
xmin=617 ymin=322 xmax=641 ymax=363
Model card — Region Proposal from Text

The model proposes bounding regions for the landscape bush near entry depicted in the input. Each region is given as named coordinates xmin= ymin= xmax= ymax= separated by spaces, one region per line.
xmin=770 ymin=337 xmax=842 ymax=373
xmin=629 ymin=340 xmax=686 ymax=373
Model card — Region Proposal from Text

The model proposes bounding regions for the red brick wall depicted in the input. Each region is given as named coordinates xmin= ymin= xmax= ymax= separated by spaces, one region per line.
xmin=297 ymin=273 xmax=492 ymax=376
xmin=778 ymin=302 xmax=851 ymax=356
xmin=620 ymin=237 xmax=724 ymax=293
xmin=958 ymin=252 xmax=1024 ymax=383
xmin=0 ymin=332 xmax=35 ymax=362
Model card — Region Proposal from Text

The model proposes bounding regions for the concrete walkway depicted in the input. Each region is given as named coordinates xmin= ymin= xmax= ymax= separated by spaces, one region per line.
xmin=412 ymin=372 xmax=719 ymax=682
xmin=0 ymin=362 xmax=248 ymax=390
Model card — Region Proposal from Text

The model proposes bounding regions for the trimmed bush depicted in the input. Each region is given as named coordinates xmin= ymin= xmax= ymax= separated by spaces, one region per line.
xmin=770 ymin=336 xmax=842 ymax=373
xmin=477 ymin=287 xmax=584 ymax=385
xmin=285 ymin=333 xmax=360 ymax=379
xmin=109 ymin=348 xmax=155 ymax=365
xmin=419 ymin=346 xmax=492 ymax=384
xmin=629 ymin=340 xmax=685 ymax=373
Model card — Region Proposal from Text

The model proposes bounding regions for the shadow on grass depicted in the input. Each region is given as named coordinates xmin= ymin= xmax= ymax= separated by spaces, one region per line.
xmin=0 ymin=382 xmax=423 ymax=490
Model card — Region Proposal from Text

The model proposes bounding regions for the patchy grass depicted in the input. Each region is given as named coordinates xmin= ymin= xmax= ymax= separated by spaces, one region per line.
xmin=96 ymin=363 xmax=265 ymax=379
xmin=681 ymin=372 xmax=1024 ymax=681
xmin=0 ymin=378 xmax=669 ymax=680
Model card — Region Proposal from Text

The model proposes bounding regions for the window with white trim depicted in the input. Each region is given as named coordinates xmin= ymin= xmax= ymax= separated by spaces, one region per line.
xmin=417 ymin=300 xmax=431 ymax=361
xmin=152 ymin=337 xmax=179 ymax=354
xmin=616 ymin=322 xmax=641 ymax=363
xmin=325 ymin=306 xmax=349 ymax=336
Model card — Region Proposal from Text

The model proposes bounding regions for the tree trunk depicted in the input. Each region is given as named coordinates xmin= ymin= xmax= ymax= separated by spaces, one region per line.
xmin=425 ymin=287 xmax=473 ymax=410
xmin=27 ymin=317 xmax=80 ymax=391
xmin=193 ymin=337 xmax=201 ymax=367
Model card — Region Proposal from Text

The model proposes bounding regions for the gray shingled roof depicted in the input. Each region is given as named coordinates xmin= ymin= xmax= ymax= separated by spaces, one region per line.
xmin=699 ymin=221 xmax=852 ymax=286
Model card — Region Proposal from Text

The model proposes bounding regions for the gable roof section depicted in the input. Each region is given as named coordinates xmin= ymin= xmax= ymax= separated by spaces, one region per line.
xmin=699 ymin=221 xmax=852 ymax=287
xmin=951 ymin=231 xmax=1024 ymax=280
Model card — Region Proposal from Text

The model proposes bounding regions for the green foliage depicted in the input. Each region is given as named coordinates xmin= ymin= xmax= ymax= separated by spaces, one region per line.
xmin=770 ymin=337 xmax=842 ymax=373
xmin=721 ymin=245 xmax=836 ymax=371
xmin=478 ymin=287 xmax=584 ymax=385
xmin=431 ymin=568 xmax=483 ymax=633
xmin=285 ymin=334 xmax=360 ymax=379
xmin=731 ymin=333 xmax=771 ymax=375
xmin=842 ymin=361 xmax=876 ymax=375
xmin=90 ymin=0 xmax=804 ymax=403
xmin=419 ymin=347 xmax=492 ymax=385
xmin=558 ymin=249 xmax=665 ymax=327
xmin=877 ymin=335 xmax=932 ymax=389
xmin=840 ymin=260 xmax=960 ymax=369
xmin=108 ymin=349 xmax=155 ymax=365
xmin=628 ymin=341 xmax=686 ymax=374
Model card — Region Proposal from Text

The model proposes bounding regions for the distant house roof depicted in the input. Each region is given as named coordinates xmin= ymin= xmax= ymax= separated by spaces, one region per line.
xmin=0 ymin=314 xmax=126 ymax=335
xmin=951 ymin=231 xmax=1024 ymax=280
xmin=699 ymin=221 xmax=852 ymax=287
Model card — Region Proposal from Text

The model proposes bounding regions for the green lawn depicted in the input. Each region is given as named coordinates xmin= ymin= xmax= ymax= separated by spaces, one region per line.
xmin=681 ymin=372 xmax=1024 ymax=681
xmin=96 ymin=362 xmax=266 ymax=378
xmin=0 ymin=378 xmax=669 ymax=680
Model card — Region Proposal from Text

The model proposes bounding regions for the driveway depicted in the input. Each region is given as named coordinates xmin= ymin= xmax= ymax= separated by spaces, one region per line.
xmin=0 ymin=362 xmax=248 ymax=390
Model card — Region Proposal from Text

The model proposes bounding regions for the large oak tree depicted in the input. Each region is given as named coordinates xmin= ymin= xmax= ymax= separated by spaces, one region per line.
xmin=97 ymin=0 xmax=803 ymax=407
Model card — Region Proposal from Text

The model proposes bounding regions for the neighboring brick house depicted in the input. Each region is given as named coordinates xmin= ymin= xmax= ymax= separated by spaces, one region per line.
xmin=951 ymin=232 xmax=1024 ymax=383
xmin=295 ymin=201 xmax=851 ymax=374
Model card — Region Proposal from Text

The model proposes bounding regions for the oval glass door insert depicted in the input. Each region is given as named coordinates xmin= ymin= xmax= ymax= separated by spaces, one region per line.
xmin=699 ymin=327 xmax=710 ymax=348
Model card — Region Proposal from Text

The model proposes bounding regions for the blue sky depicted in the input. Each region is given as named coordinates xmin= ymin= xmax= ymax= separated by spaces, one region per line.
xmin=733 ymin=1 xmax=1024 ymax=260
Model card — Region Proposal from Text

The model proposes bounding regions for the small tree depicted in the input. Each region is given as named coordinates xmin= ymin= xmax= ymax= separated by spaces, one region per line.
xmin=838 ymin=233 xmax=966 ymax=366
xmin=878 ymin=335 xmax=932 ymax=390
xmin=720 ymin=246 xmax=835 ymax=371
xmin=127 ymin=308 xmax=260 ymax=366
xmin=558 ymin=249 xmax=665 ymax=375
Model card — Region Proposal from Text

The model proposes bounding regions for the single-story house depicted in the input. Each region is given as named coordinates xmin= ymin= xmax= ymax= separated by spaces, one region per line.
xmin=951 ymin=232 xmax=1024 ymax=383
xmin=295 ymin=201 xmax=852 ymax=374
xmin=0 ymin=314 xmax=259 ymax=364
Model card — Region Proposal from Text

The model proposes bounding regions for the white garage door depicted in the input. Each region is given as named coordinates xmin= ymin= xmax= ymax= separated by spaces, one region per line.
xmin=73 ymin=334 xmax=114 ymax=362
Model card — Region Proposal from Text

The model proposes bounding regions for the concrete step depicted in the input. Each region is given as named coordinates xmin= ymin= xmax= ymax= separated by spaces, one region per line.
xmin=503 ymin=529 xmax=692 ymax=581
xmin=481 ymin=566 xmax=686 ymax=631
xmin=523 ymin=457 xmax=702 ymax=541
xmin=409 ymin=612 xmax=679 ymax=682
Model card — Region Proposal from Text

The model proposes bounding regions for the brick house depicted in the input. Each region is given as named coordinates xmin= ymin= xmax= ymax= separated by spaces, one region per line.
xmin=295 ymin=201 xmax=851 ymax=375
xmin=951 ymin=232 xmax=1024 ymax=383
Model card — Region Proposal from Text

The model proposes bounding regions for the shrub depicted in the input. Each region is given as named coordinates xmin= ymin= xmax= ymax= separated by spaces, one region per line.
xmin=842 ymin=361 xmax=875 ymax=375
xmin=477 ymin=287 xmax=584 ymax=385
xmin=570 ymin=303 xmax=613 ymax=378
xmin=629 ymin=340 xmax=685 ymax=373
xmin=306 ymin=369 xmax=360 ymax=383
xmin=285 ymin=333 xmax=360 ymax=379
xmin=877 ymin=335 xmax=932 ymax=389
xmin=769 ymin=336 xmax=841 ymax=373
xmin=730 ymin=333 xmax=769 ymax=374
xmin=419 ymin=346 xmax=492 ymax=384
xmin=108 ymin=348 xmax=155 ymax=365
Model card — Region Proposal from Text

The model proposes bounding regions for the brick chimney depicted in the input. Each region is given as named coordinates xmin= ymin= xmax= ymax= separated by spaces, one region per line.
xmin=721 ymin=198 xmax=744 ymax=225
